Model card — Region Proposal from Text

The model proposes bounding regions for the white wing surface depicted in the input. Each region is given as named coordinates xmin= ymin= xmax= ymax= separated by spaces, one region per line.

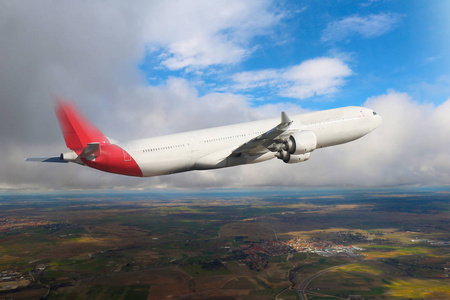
xmin=230 ymin=112 xmax=293 ymax=157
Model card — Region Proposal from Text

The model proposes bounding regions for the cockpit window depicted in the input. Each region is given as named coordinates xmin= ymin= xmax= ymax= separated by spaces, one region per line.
xmin=373 ymin=111 xmax=377 ymax=115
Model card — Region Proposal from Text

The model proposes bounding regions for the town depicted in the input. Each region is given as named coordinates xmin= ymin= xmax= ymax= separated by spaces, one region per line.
xmin=0 ymin=218 xmax=50 ymax=232
xmin=236 ymin=237 xmax=364 ymax=270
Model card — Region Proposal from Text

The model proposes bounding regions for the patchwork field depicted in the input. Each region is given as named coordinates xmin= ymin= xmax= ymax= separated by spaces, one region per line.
xmin=0 ymin=188 xmax=449 ymax=299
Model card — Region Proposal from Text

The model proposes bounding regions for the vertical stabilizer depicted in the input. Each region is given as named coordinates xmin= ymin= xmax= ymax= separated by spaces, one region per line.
xmin=54 ymin=100 xmax=110 ymax=152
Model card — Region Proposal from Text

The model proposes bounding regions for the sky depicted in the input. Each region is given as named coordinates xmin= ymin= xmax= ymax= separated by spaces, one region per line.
xmin=1 ymin=0 xmax=450 ymax=191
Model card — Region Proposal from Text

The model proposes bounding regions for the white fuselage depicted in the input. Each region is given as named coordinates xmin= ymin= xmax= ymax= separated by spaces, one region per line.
xmin=118 ymin=106 xmax=382 ymax=177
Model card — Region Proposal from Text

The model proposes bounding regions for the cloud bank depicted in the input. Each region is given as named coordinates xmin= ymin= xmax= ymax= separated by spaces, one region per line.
xmin=0 ymin=1 xmax=448 ymax=191
xmin=5 ymin=84 xmax=450 ymax=191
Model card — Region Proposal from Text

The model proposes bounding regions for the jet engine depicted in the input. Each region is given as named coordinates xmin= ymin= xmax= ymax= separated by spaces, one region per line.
xmin=60 ymin=151 xmax=78 ymax=162
xmin=276 ymin=130 xmax=317 ymax=164
xmin=283 ymin=130 xmax=317 ymax=155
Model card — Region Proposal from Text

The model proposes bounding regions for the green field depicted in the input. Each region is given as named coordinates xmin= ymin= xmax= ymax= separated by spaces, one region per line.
xmin=0 ymin=189 xmax=449 ymax=299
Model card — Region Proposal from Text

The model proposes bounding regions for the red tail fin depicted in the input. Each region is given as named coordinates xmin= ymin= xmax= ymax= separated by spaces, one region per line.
xmin=54 ymin=100 xmax=110 ymax=152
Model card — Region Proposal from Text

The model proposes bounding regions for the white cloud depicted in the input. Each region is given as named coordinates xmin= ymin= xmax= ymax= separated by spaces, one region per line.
xmin=160 ymin=36 xmax=248 ymax=70
xmin=232 ymin=69 xmax=280 ymax=90
xmin=281 ymin=57 xmax=352 ymax=98
xmin=322 ymin=13 xmax=402 ymax=42
xmin=352 ymin=92 xmax=450 ymax=186
xmin=1 ymin=2 xmax=450 ymax=191
xmin=142 ymin=0 xmax=282 ymax=70
xmin=231 ymin=57 xmax=352 ymax=99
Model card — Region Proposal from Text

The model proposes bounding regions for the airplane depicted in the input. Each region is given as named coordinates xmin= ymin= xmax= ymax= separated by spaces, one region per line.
xmin=26 ymin=100 xmax=382 ymax=177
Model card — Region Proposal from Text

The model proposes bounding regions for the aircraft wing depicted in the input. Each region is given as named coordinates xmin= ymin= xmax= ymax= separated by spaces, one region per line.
xmin=230 ymin=112 xmax=293 ymax=157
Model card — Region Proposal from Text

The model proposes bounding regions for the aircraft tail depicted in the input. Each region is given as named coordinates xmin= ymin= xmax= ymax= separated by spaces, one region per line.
xmin=27 ymin=99 xmax=142 ymax=177
xmin=54 ymin=100 xmax=110 ymax=153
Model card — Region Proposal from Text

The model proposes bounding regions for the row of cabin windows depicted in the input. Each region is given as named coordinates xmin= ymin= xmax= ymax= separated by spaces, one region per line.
xmin=142 ymin=144 xmax=185 ymax=153
xmin=141 ymin=130 xmax=267 ymax=153
xmin=202 ymin=131 xmax=264 ymax=143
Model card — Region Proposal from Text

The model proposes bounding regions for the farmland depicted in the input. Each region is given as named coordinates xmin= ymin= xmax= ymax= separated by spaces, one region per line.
xmin=0 ymin=188 xmax=449 ymax=299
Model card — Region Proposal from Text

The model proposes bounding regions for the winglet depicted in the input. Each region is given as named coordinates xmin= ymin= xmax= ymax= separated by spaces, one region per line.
xmin=281 ymin=111 xmax=292 ymax=125
xmin=54 ymin=100 xmax=110 ymax=152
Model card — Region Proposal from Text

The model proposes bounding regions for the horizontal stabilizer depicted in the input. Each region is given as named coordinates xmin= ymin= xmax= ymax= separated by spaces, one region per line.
xmin=25 ymin=156 xmax=68 ymax=163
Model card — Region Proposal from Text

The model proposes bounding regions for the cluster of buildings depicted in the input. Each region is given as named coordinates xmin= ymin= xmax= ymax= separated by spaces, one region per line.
xmin=239 ymin=240 xmax=292 ymax=270
xmin=236 ymin=238 xmax=364 ymax=270
xmin=0 ymin=270 xmax=24 ymax=283
xmin=260 ymin=240 xmax=293 ymax=256
xmin=239 ymin=243 xmax=269 ymax=270
xmin=0 ymin=270 xmax=30 ymax=291
xmin=0 ymin=218 xmax=50 ymax=232
xmin=287 ymin=238 xmax=364 ymax=257
xmin=0 ymin=265 xmax=47 ymax=291
xmin=44 ymin=222 xmax=84 ymax=232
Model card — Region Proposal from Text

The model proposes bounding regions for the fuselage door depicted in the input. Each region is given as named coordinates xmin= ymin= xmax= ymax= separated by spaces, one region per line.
xmin=189 ymin=136 xmax=199 ymax=152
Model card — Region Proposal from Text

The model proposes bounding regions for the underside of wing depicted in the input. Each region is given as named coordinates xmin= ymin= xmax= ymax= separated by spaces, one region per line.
xmin=231 ymin=112 xmax=293 ymax=157
xmin=25 ymin=156 xmax=68 ymax=163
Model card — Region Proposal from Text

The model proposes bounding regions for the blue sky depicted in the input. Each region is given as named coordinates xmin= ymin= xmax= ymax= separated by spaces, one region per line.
xmin=139 ymin=0 xmax=450 ymax=111
xmin=2 ymin=0 xmax=450 ymax=191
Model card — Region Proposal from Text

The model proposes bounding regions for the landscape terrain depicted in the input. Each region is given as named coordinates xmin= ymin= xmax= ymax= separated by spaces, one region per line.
xmin=0 ymin=187 xmax=449 ymax=299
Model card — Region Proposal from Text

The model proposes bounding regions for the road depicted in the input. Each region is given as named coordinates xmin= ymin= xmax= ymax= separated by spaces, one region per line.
xmin=298 ymin=263 xmax=354 ymax=300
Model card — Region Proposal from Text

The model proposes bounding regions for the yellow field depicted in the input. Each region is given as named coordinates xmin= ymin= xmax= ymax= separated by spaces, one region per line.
xmin=335 ymin=263 xmax=383 ymax=276
xmin=385 ymin=278 xmax=450 ymax=299
xmin=363 ymin=246 xmax=432 ymax=259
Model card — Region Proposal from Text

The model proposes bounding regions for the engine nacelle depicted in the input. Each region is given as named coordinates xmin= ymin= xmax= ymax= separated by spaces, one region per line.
xmin=60 ymin=151 xmax=78 ymax=162
xmin=284 ymin=130 xmax=317 ymax=155
xmin=275 ymin=151 xmax=311 ymax=164
xmin=286 ymin=153 xmax=311 ymax=164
